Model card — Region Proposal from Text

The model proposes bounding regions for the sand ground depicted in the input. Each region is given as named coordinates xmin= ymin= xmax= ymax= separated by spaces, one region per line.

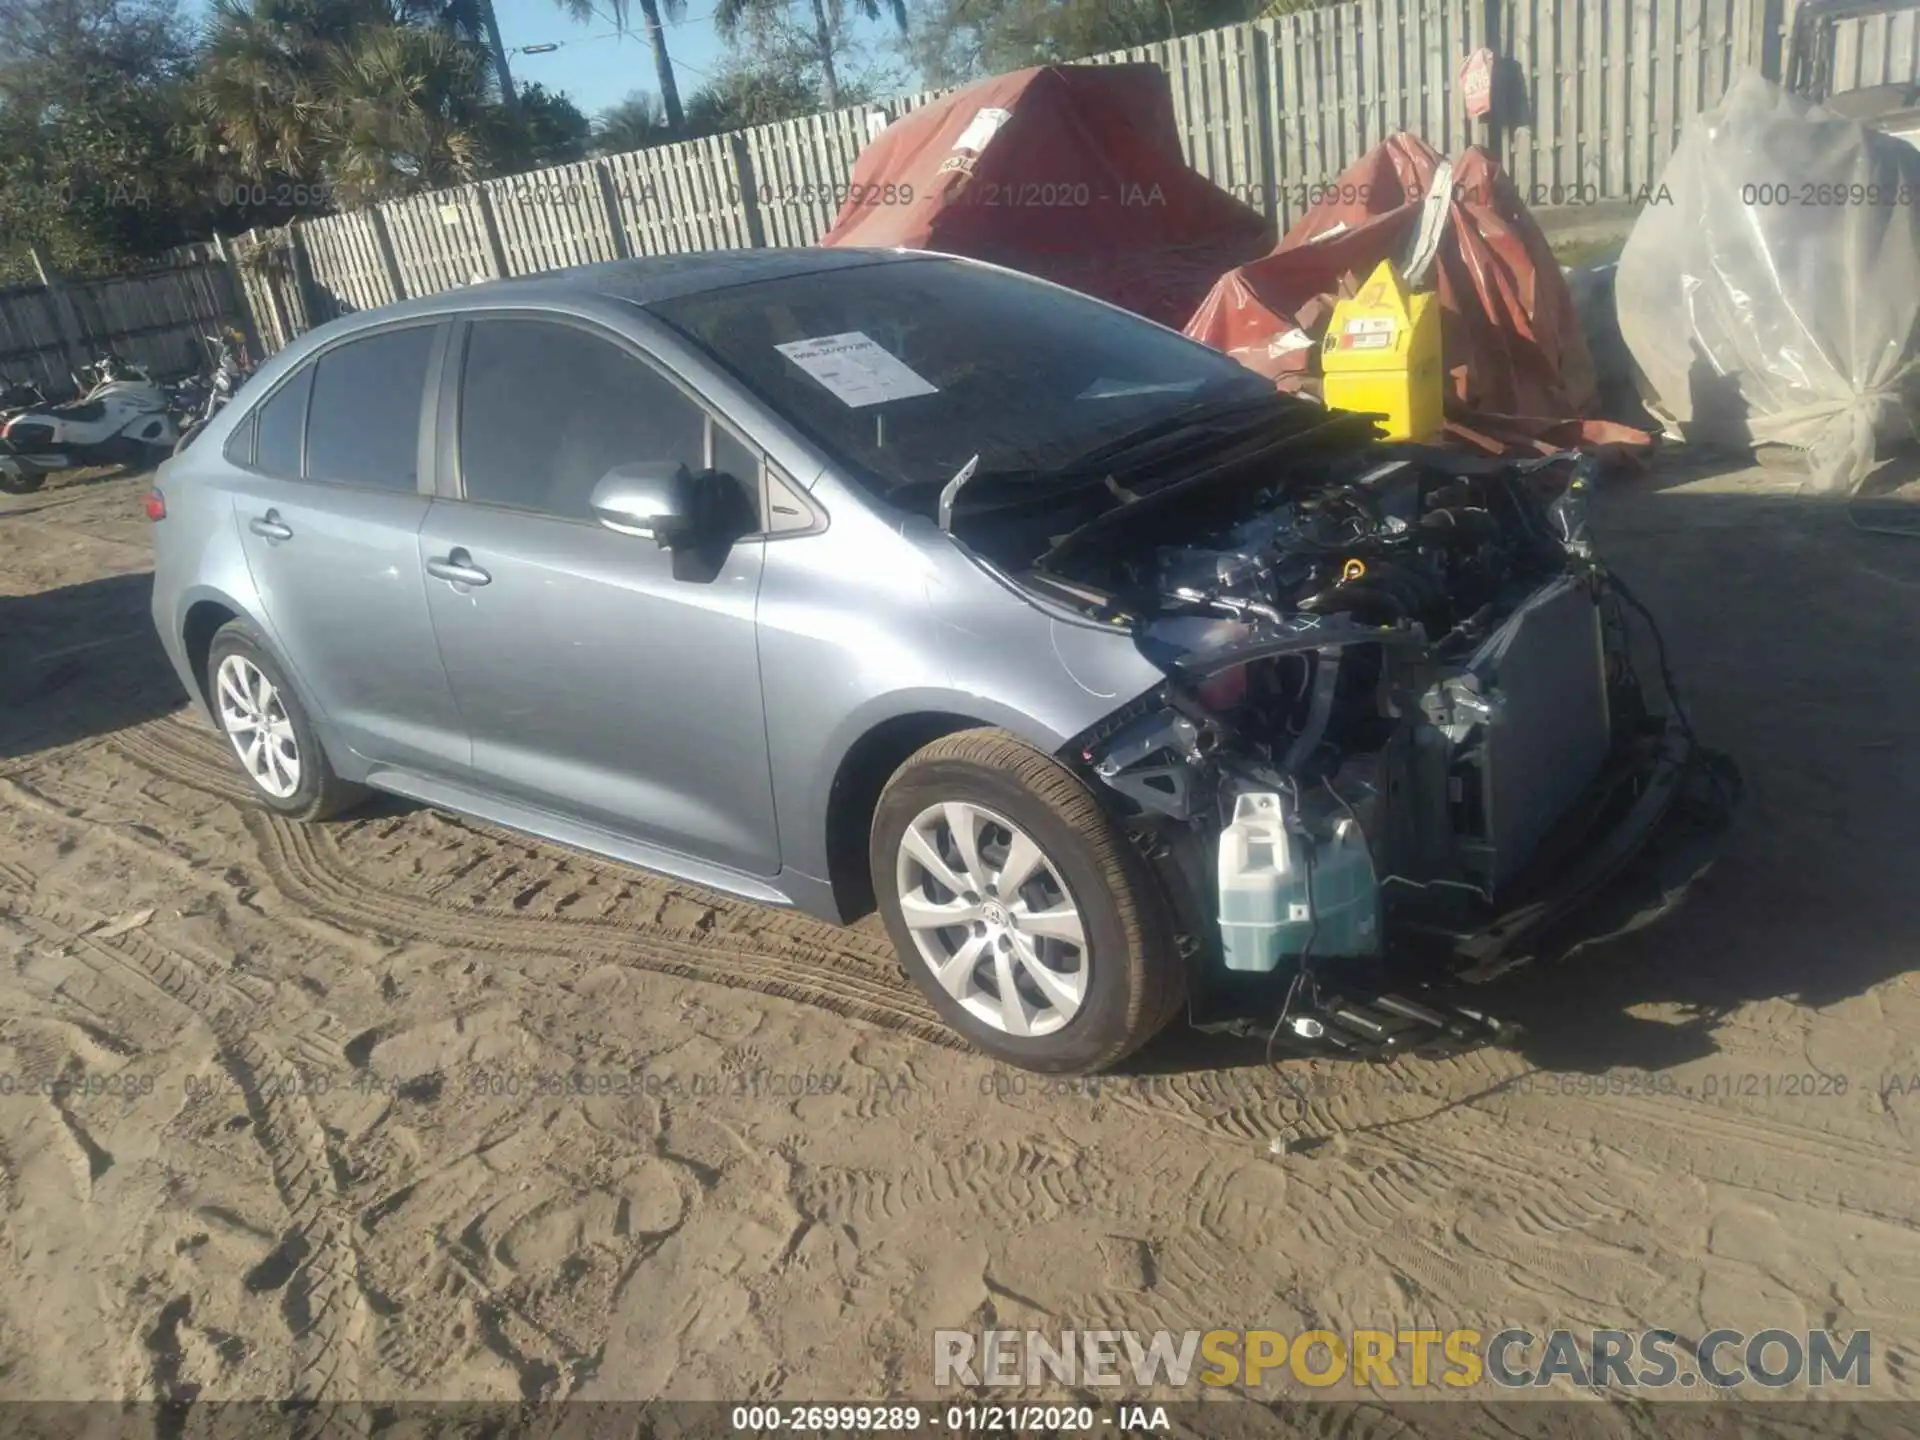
xmin=0 ymin=457 xmax=1917 ymax=1418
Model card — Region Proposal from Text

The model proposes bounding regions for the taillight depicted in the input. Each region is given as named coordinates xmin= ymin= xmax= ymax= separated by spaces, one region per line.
xmin=144 ymin=489 xmax=166 ymax=521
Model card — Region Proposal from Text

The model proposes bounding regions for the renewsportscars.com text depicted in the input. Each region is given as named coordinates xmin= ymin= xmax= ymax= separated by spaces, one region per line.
xmin=933 ymin=1327 xmax=1872 ymax=1392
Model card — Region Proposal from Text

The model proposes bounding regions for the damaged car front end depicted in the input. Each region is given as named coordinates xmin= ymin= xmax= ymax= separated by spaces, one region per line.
xmin=967 ymin=409 xmax=1728 ymax=1057
xmin=650 ymin=250 xmax=1731 ymax=1070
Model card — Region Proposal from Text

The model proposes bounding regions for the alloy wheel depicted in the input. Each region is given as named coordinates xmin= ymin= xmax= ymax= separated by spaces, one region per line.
xmin=894 ymin=801 xmax=1089 ymax=1037
xmin=214 ymin=654 xmax=301 ymax=799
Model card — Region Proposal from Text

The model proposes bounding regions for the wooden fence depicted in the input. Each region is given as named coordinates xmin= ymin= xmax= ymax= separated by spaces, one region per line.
xmin=1817 ymin=2 xmax=1920 ymax=94
xmin=14 ymin=0 xmax=1913 ymax=372
xmin=277 ymin=0 xmax=1813 ymax=326
xmin=0 ymin=245 xmax=250 ymax=395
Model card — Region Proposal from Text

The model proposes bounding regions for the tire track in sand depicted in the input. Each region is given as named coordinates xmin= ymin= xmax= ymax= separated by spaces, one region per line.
xmin=100 ymin=718 xmax=956 ymax=1047
xmin=12 ymin=900 xmax=370 ymax=1405
xmin=795 ymin=1137 xmax=1117 ymax=1234
xmin=111 ymin=704 xmax=1767 ymax=1237
xmin=101 ymin=716 xmax=1529 ymax=1146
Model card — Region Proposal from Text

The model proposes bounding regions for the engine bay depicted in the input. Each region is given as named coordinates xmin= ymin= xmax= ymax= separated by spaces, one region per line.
xmin=1023 ymin=442 xmax=1681 ymax=1019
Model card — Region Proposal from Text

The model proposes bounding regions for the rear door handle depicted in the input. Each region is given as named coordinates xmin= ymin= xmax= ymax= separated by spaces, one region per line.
xmin=248 ymin=510 xmax=292 ymax=541
xmin=426 ymin=547 xmax=491 ymax=587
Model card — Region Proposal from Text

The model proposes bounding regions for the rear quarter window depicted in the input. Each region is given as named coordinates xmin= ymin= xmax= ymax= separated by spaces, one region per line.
xmin=221 ymin=409 xmax=257 ymax=467
xmin=252 ymin=364 xmax=313 ymax=476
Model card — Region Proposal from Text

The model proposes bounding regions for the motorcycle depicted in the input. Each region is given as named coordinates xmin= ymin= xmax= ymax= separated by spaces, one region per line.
xmin=0 ymin=352 xmax=181 ymax=493
xmin=1 ymin=375 xmax=49 ymax=416
xmin=170 ymin=330 xmax=252 ymax=454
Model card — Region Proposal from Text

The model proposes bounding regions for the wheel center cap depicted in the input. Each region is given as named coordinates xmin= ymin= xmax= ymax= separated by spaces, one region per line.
xmin=981 ymin=900 xmax=1009 ymax=928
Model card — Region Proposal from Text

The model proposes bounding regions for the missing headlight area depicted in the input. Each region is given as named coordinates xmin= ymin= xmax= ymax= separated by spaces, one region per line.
xmin=1044 ymin=442 xmax=1728 ymax=1051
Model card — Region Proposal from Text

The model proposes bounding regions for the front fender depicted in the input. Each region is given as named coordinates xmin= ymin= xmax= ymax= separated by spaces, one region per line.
xmin=782 ymin=530 xmax=1167 ymax=887
xmin=918 ymin=522 xmax=1167 ymax=746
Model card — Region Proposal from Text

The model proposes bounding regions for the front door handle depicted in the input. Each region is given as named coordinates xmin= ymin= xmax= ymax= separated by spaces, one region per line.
xmin=426 ymin=547 xmax=491 ymax=587
xmin=248 ymin=510 xmax=292 ymax=541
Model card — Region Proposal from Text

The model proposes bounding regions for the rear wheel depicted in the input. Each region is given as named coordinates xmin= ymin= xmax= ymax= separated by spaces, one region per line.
xmin=870 ymin=729 xmax=1185 ymax=1073
xmin=206 ymin=621 xmax=363 ymax=820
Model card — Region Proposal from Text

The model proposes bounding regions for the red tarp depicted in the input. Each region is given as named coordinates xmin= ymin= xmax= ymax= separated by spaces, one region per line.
xmin=1184 ymin=134 xmax=1651 ymax=455
xmin=820 ymin=65 xmax=1274 ymax=330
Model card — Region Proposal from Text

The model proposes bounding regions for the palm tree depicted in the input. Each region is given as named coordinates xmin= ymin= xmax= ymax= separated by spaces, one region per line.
xmin=712 ymin=0 xmax=906 ymax=111
xmin=194 ymin=0 xmax=390 ymax=180
xmin=553 ymin=0 xmax=686 ymax=134
xmin=194 ymin=0 xmax=498 ymax=205
xmin=593 ymin=90 xmax=669 ymax=153
xmin=428 ymin=0 xmax=520 ymax=112
xmin=320 ymin=24 xmax=496 ymax=202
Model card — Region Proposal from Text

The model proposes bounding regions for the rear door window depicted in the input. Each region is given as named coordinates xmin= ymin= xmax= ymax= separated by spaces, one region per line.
xmin=252 ymin=364 xmax=313 ymax=476
xmin=304 ymin=324 xmax=436 ymax=491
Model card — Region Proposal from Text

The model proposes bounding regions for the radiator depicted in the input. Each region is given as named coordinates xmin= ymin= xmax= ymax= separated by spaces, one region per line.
xmin=1459 ymin=576 xmax=1612 ymax=890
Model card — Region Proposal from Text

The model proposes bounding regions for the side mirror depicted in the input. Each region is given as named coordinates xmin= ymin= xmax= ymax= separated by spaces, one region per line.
xmin=590 ymin=461 xmax=699 ymax=546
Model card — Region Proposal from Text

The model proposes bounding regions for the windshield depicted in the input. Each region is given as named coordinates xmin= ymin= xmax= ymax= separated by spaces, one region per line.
xmin=649 ymin=258 xmax=1275 ymax=497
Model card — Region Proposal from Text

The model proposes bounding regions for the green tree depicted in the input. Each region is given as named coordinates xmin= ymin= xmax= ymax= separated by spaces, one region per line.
xmin=682 ymin=66 xmax=825 ymax=134
xmin=413 ymin=0 xmax=521 ymax=114
xmin=193 ymin=0 xmax=575 ymax=209
xmin=0 ymin=0 xmax=213 ymax=279
xmin=190 ymin=0 xmax=388 ymax=184
xmin=0 ymin=0 xmax=190 ymax=109
xmin=316 ymin=21 xmax=500 ymax=203
xmin=497 ymin=81 xmax=591 ymax=166
xmin=593 ymin=89 xmax=670 ymax=153
xmin=0 ymin=0 xmax=586 ymax=276
xmin=713 ymin=0 xmax=907 ymax=110
xmin=904 ymin=0 xmax=1253 ymax=85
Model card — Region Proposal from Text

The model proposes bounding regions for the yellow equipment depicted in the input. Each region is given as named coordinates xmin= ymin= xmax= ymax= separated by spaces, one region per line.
xmin=1321 ymin=259 xmax=1443 ymax=442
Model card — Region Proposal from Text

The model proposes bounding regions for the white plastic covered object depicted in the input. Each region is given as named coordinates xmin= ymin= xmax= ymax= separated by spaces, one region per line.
xmin=1616 ymin=71 xmax=1920 ymax=493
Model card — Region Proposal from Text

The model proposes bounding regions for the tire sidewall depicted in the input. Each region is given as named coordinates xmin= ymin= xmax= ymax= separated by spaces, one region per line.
xmin=206 ymin=622 xmax=328 ymax=816
xmin=871 ymin=755 xmax=1156 ymax=1073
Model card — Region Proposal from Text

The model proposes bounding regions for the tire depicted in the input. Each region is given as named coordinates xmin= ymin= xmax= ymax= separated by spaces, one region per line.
xmin=870 ymin=728 xmax=1186 ymax=1073
xmin=205 ymin=620 xmax=363 ymax=821
xmin=0 ymin=468 xmax=46 ymax=495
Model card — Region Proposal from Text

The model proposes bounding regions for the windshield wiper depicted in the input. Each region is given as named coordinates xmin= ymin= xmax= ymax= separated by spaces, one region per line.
xmin=1052 ymin=390 xmax=1283 ymax=476
xmin=1040 ymin=407 xmax=1386 ymax=569
xmin=885 ymin=390 xmax=1290 ymax=516
xmin=937 ymin=454 xmax=980 ymax=533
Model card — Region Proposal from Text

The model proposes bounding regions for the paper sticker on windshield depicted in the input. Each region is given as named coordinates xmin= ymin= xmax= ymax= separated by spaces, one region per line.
xmin=775 ymin=332 xmax=938 ymax=408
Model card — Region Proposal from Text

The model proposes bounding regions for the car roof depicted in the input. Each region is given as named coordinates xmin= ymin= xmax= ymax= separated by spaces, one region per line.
xmin=309 ymin=247 xmax=927 ymax=334
xmin=568 ymin=247 xmax=925 ymax=305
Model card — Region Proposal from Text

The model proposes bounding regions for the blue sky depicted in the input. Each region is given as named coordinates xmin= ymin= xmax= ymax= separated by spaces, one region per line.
xmin=494 ymin=0 xmax=732 ymax=118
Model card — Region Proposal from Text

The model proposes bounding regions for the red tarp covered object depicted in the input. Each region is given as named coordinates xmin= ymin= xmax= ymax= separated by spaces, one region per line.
xmin=820 ymin=65 xmax=1274 ymax=330
xmin=1185 ymin=134 xmax=1651 ymax=455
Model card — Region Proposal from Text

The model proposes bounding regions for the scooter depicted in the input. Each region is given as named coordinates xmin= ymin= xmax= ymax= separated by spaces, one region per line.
xmin=0 ymin=353 xmax=180 ymax=493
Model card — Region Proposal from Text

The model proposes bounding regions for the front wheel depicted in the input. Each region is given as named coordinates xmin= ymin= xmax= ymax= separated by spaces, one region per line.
xmin=870 ymin=729 xmax=1186 ymax=1073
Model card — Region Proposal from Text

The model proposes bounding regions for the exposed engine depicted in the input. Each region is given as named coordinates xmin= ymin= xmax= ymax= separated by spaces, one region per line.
xmin=1148 ymin=457 xmax=1576 ymax=631
xmin=1037 ymin=445 xmax=1685 ymax=1032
